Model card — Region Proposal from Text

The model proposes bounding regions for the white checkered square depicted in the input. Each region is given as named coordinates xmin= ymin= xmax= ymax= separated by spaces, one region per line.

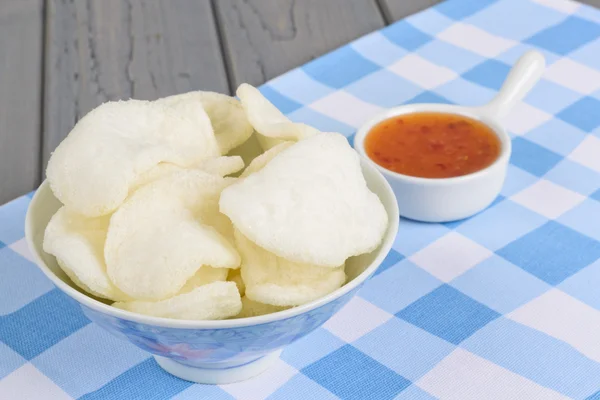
xmin=511 ymin=179 xmax=586 ymax=219
xmin=417 ymin=348 xmax=569 ymax=400
xmin=505 ymin=102 xmax=553 ymax=135
xmin=8 ymin=238 xmax=37 ymax=264
xmin=0 ymin=364 xmax=74 ymax=400
xmin=388 ymin=54 xmax=458 ymax=89
xmin=437 ymin=23 xmax=517 ymax=57
xmin=308 ymin=91 xmax=383 ymax=128
xmin=568 ymin=135 xmax=600 ymax=173
xmin=323 ymin=297 xmax=393 ymax=343
xmin=544 ymin=59 xmax=600 ymax=94
xmin=530 ymin=0 xmax=581 ymax=14
xmin=219 ymin=358 xmax=297 ymax=400
xmin=509 ymin=289 xmax=600 ymax=363
xmin=409 ymin=232 xmax=493 ymax=282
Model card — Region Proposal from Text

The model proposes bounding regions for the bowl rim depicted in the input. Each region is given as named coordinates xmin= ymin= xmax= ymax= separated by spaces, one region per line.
xmin=353 ymin=103 xmax=512 ymax=187
xmin=25 ymin=161 xmax=399 ymax=329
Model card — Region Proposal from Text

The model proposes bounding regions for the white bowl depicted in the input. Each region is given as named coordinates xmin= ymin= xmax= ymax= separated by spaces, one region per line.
xmin=354 ymin=51 xmax=546 ymax=223
xmin=25 ymin=159 xmax=399 ymax=384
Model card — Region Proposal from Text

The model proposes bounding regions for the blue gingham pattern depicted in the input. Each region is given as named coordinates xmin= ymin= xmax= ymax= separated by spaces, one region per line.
xmin=2 ymin=0 xmax=600 ymax=398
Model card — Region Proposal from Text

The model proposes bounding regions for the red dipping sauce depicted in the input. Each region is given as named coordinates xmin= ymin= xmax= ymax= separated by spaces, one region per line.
xmin=365 ymin=112 xmax=501 ymax=179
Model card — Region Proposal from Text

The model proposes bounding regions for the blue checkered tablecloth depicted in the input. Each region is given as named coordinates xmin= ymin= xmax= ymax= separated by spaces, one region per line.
xmin=2 ymin=0 xmax=600 ymax=398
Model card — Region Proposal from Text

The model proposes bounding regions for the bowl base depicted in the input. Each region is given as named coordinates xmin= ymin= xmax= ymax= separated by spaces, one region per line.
xmin=154 ymin=350 xmax=283 ymax=384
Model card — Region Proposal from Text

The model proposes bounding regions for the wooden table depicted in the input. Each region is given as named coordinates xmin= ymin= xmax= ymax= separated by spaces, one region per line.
xmin=1 ymin=0 xmax=598 ymax=205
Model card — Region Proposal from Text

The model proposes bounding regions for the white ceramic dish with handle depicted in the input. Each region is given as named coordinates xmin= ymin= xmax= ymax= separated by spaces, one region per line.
xmin=353 ymin=50 xmax=546 ymax=223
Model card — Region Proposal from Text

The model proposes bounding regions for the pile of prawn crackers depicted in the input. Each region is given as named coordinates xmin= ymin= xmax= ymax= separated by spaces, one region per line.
xmin=43 ymin=84 xmax=389 ymax=321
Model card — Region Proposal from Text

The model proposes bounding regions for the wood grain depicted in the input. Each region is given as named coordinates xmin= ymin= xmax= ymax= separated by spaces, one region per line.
xmin=378 ymin=0 xmax=442 ymax=23
xmin=380 ymin=0 xmax=600 ymax=22
xmin=4 ymin=0 xmax=596 ymax=204
xmin=215 ymin=0 xmax=385 ymax=88
xmin=43 ymin=0 xmax=229 ymax=170
xmin=0 ymin=0 xmax=43 ymax=204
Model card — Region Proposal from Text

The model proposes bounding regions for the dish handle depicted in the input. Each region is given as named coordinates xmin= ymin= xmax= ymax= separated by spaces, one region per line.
xmin=478 ymin=50 xmax=546 ymax=121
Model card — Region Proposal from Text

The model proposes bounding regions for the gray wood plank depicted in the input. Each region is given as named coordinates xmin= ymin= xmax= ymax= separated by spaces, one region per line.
xmin=580 ymin=0 xmax=600 ymax=7
xmin=43 ymin=0 xmax=229 ymax=170
xmin=0 ymin=0 xmax=43 ymax=204
xmin=215 ymin=0 xmax=386 ymax=88
xmin=380 ymin=0 xmax=600 ymax=22
xmin=378 ymin=0 xmax=442 ymax=23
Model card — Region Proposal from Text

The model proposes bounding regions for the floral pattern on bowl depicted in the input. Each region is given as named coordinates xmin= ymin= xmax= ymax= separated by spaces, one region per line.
xmin=81 ymin=288 xmax=358 ymax=367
